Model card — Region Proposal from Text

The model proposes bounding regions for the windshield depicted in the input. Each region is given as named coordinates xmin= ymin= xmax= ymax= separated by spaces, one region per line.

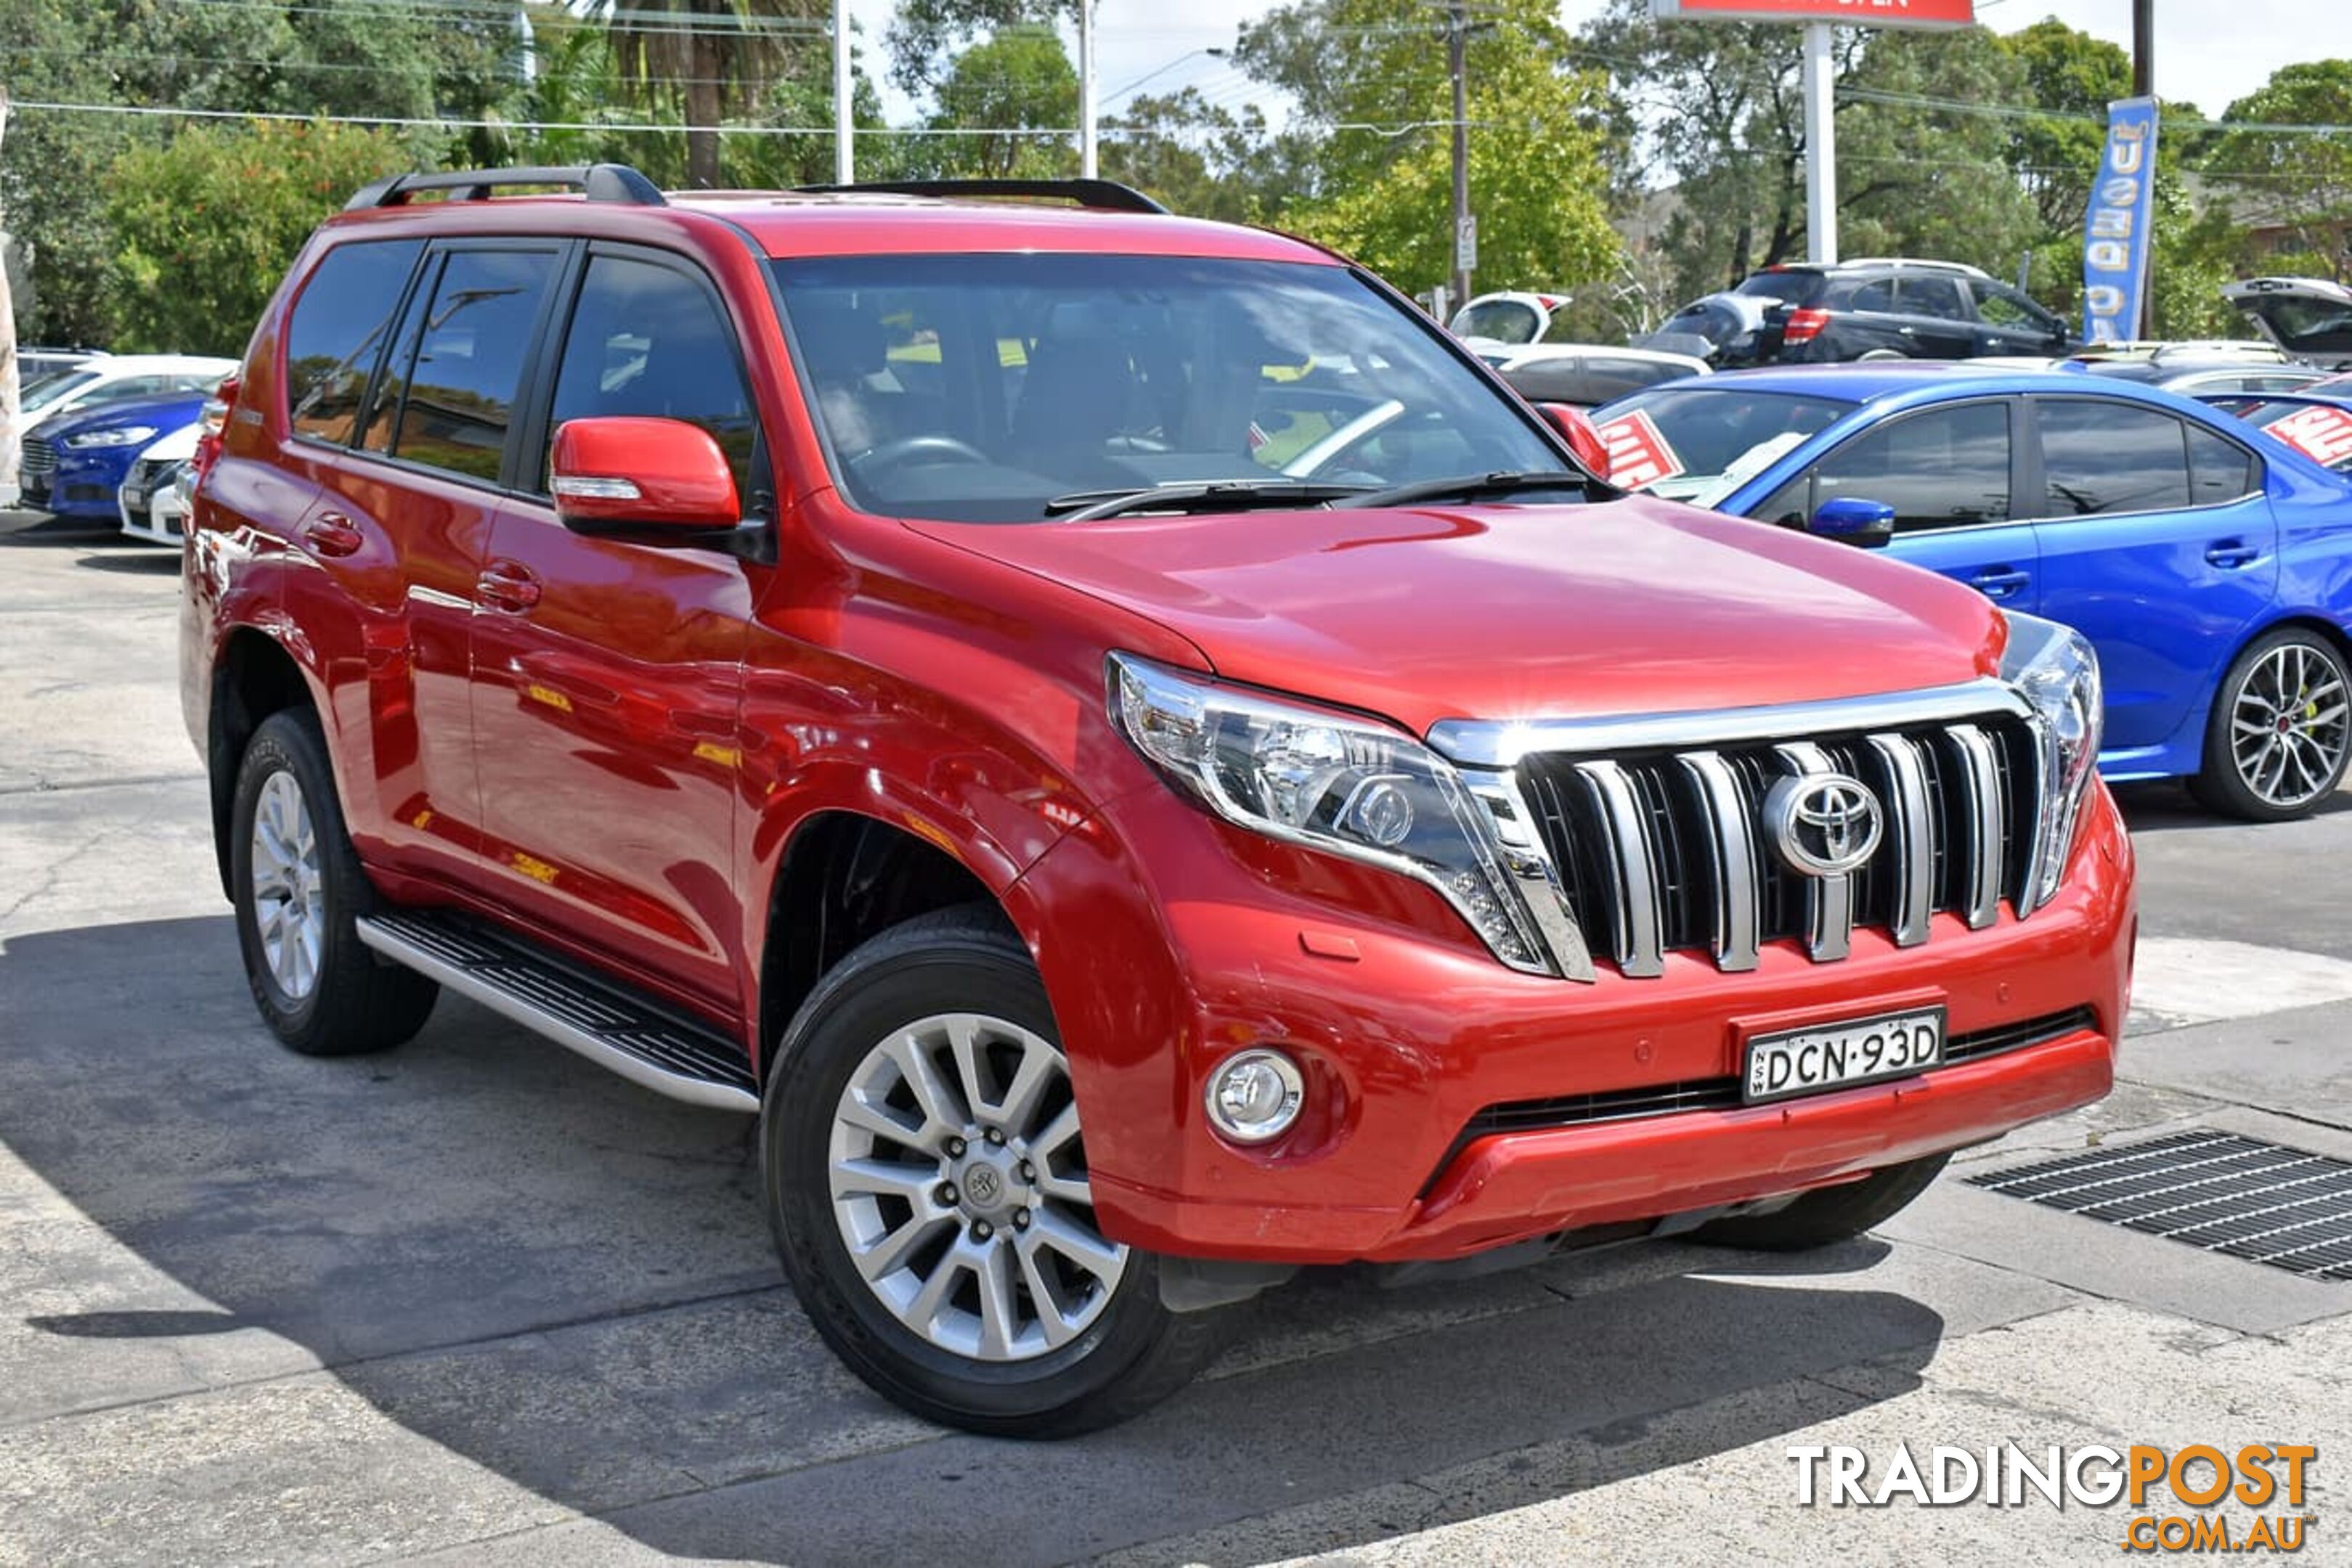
xmin=771 ymin=253 xmax=1561 ymax=523
xmin=23 ymin=368 xmax=102 ymax=414
xmin=1592 ymin=385 xmax=1855 ymax=504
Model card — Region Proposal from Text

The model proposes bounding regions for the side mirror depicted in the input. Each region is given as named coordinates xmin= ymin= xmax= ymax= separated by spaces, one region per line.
xmin=1809 ymin=497 xmax=1896 ymax=549
xmin=1535 ymin=401 xmax=1611 ymax=479
xmin=549 ymin=416 xmax=741 ymax=534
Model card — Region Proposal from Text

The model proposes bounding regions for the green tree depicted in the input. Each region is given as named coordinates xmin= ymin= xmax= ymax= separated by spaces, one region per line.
xmin=1833 ymin=25 xmax=2039 ymax=271
xmin=884 ymin=0 xmax=1067 ymax=102
xmin=2205 ymin=60 xmax=2352 ymax=282
xmin=1101 ymin=90 xmax=1274 ymax=223
xmin=103 ymin=121 xmax=414 ymax=356
xmin=921 ymin=26 xmax=1078 ymax=179
xmin=1237 ymin=0 xmax=1621 ymax=299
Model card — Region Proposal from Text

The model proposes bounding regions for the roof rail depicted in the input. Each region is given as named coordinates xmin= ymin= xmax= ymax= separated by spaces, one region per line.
xmin=793 ymin=177 xmax=1168 ymax=215
xmin=1835 ymin=256 xmax=1993 ymax=279
xmin=345 ymin=164 xmax=666 ymax=212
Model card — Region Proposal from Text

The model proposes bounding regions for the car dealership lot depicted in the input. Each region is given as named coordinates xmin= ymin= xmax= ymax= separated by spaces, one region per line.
xmin=2 ymin=516 xmax=2348 ymax=1567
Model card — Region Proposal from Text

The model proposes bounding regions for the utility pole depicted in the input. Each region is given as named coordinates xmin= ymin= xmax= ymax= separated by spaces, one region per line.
xmin=833 ymin=0 xmax=853 ymax=181
xmin=2131 ymin=0 xmax=2154 ymax=97
xmin=1446 ymin=0 xmax=1472 ymax=311
xmin=1079 ymin=0 xmax=1098 ymax=180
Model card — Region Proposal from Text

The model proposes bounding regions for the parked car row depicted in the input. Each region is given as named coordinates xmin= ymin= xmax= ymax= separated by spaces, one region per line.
xmin=9 ymin=353 xmax=234 ymax=530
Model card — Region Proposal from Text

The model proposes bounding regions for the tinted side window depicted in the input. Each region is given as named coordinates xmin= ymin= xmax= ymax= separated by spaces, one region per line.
xmin=1847 ymin=279 xmax=1897 ymax=313
xmin=388 ymin=249 xmax=558 ymax=483
xmin=284 ymin=240 xmax=421 ymax=445
xmin=2037 ymin=401 xmax=2191 ymax=518
xmin=1815 ymin=401 xmax=2011 ymax=532
xmin=1897 ymin=277 xmax=1968 ymax=321
xmin=545 ymin=254 xmax=758 ymax=497
xmin=2187 ymin=423 xmax=2260 ymax=505
xmin=1970 ymin=280 xmax=2035 ymax=329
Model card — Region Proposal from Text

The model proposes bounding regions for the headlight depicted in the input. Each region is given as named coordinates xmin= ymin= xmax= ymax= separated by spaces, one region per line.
xmin=65 ymin=425 xmax=157 ymax=449
xmin=1107 ymin=653 xmax=1552 ymax=972
xmin=1999 ymin=610 xmax=2103 ymax=911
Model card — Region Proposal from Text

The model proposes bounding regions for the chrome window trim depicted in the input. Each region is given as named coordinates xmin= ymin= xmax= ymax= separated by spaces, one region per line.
xmin=1427 ymin=679 xmax=2031 ymax=768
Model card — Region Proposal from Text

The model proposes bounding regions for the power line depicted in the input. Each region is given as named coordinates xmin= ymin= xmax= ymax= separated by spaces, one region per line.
xmin=1839 ymin=86 xmax=2352 ymax=136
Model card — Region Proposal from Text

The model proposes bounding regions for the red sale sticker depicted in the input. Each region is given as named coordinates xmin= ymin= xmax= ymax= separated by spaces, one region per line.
xmin=2265 ymin=404 xmax=2352 ymax=469
xmin=1596 ymin=409 xmax=1688 ymax=490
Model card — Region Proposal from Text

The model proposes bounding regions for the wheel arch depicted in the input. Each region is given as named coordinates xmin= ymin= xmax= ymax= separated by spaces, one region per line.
xmin=753 ymin=808 xmax=1022 ymax=1084
xmin=206 ymin=627 xmax=322 ymax=897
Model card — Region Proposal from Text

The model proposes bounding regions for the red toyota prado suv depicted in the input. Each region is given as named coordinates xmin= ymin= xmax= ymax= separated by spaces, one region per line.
xmin=182 ymin=165 xmax=2133 ymax=1436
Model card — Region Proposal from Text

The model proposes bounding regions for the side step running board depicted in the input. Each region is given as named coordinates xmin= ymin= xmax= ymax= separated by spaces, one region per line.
xmin=356 ymin=911 xmax=760 ymax=1112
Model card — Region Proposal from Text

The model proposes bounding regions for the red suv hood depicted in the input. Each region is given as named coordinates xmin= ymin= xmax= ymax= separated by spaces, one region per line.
xmin=912 ymin=497 xmax=2004 ymax=739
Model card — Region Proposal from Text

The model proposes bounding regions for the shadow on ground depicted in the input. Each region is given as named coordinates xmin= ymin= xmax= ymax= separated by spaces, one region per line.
xmin=0 ymin=915 xmax=1945 ymax=1565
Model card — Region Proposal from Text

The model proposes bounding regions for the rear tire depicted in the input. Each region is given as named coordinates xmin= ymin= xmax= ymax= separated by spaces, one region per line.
xmin=1690 ymin=1153 xmax=1949 ymax=1251
xmin=762 ymin=905 xmax=1226 ymax=1437
xmin=2189 ymin=627 xmax=2351 ymax=822
xmin=229 ymin=709 xmax=438 ymax=1056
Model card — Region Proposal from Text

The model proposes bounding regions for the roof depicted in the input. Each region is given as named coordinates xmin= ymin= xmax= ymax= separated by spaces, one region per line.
xmin=1679 ymin=362 xmax=2039 ymax=403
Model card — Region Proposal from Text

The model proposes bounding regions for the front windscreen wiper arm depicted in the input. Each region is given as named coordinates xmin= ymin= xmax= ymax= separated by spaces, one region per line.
xmin=1346 ymin=469 xmax=1600 ymax=510
xmin=1045 ymin=478 xmax=1375 ymax=522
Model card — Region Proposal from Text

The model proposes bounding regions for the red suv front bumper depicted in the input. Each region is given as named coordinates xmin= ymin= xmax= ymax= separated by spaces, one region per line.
xmin=1021 ymin=779 xmax=2133 ymax=1265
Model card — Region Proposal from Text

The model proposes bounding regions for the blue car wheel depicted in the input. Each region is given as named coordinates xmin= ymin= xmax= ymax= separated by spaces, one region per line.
xmin=2192 ymin=627 xmax=2352 ymax=822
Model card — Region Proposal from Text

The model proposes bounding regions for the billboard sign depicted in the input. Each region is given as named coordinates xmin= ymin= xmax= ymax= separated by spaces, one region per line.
xmin=2080 ymin=97 xmax=2160 ymax=345
xmin=1651 ymin=0 xmax=1974 ymax=25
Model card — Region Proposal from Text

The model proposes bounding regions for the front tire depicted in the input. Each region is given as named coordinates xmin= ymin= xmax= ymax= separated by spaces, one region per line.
xmin=762 ymin=906 xmax=1225 ymax=1437
xmin=2190 ymin=628 xmax=2351 ymax=822
xmin=1691 ymin=1153 xmax=1949 ymax=1251
xmin=230 ymin=709 xmax=438 ymax=1055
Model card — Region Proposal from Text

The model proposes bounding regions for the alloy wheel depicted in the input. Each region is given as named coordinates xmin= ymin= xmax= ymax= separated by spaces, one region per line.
xmin=826 ymin=1012 xmax=1128 ymax=1362
xmin=248 ymin=770 xmax=325 ymax=1001
xmin=2229 ymin=642 xmax=2351 ymax=811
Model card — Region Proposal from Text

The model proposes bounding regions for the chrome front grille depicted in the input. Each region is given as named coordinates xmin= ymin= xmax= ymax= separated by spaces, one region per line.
xmin=20 ymin=436 xmax=54 ymax=475
xmin=1433 ymin=681 xmax=2051 ymax=982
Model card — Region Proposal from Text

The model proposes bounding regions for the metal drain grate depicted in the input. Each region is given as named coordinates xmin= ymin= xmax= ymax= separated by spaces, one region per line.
xmin=1969 ymin=1130 xmax=2352 ymax=1281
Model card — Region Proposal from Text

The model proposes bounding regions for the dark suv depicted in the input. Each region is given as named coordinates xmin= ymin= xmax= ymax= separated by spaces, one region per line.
xmin=1666 ymin=260 xmax=2077 ymax=367
xmin=180 ymin=166 xmax=2133 ymax=1437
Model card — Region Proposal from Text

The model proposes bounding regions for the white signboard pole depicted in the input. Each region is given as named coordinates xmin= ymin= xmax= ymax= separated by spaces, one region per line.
xmin=1801 ymin=21 xmax=1837 ymax=264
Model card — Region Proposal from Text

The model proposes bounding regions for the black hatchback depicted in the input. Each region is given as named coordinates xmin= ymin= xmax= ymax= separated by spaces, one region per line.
xmin=1685 ymin=259 xmax=2077 ymax=366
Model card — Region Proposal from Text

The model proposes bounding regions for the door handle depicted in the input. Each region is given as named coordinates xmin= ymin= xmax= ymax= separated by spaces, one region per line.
xmin=1968 ymin=568 xmax=2031 ymax=600
xmin=2205 ymin=542 xmax=2261 ymax=569
xmin=476 ymin=562 xmax=542 ymax=613
xmin=301 ymin=512 xmax=364 ymax=558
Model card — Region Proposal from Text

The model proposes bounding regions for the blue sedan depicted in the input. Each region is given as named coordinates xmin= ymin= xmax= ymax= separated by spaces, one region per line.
xmin=21 ymin=390 xmax=211 ymax=520
xmin=1595 ymin=364 xmax=2352 ymax=820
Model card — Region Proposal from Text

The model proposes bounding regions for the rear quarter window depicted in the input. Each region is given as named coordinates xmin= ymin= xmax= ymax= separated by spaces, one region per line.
xmin=284 ymin=240 xmax=424 ymax=446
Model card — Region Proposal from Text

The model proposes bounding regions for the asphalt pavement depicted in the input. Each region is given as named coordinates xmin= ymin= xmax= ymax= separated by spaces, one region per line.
xmin=2 ymin=512 xmax=2347 ymax=1567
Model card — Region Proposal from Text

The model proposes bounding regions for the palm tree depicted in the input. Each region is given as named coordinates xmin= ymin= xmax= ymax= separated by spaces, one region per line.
xmin=596 ymin=0 xmax=823 ymax=189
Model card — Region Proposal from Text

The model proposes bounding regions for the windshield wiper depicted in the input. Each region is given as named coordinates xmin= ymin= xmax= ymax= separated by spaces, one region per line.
xmin=1346 ymin=469 xmax=1601 ymax=510
xmin=1044 ymin=478 xmax=1375 ymax=523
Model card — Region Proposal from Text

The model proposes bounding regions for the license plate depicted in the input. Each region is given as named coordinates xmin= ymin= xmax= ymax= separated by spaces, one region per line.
xmin=1743 ymin=1006 xmax=1945 ymax=1105
xmin=123 ymin=489 xmax=147 ymax=510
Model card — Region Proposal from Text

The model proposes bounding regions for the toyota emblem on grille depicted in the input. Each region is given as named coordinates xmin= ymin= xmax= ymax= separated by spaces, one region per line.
xmin=1764 ymin=772 xmax=1883 ymax=877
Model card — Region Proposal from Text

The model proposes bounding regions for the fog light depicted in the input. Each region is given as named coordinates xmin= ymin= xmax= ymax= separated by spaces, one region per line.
xmin=1205 ymin=1048 xmax=1304 ymax=1145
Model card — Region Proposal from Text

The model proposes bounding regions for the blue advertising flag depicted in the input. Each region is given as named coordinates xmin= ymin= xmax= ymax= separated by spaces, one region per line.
xmin=2081 ymin=97 xmax=2160 ymax=344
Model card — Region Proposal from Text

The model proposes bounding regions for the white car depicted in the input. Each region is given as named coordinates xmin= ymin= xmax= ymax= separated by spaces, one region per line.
xmin=117 ymin=422 xmax=200 ymax=545
xmin=1448 ymin=290 xmax=1576 ymax=350
xmin=2222 ymin=278 xmax=2352 ymax=372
